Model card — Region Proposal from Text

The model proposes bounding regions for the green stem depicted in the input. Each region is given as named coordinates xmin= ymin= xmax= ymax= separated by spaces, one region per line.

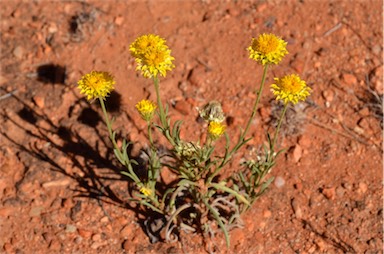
xmin=140 ymin=200 xmax=163 ymax=214
xmin=99 ymin=97 xmax=142 ymax=184
xmin=99 ymin=97 xmax=120 ymax=156
xmin=202 ymin=198 xmax=230 ymax=248
xmin=153 ymin=76 xmax=167 ymax=128
xmin=153 ymin=75 xmax=175 ymax=146
xmin=271 ymin=103 xmax=288 ymax=152
xmin=241 ymin=64 xmax=269 ymax=140
xmin=147 ymin=121 xmax=154 ymax=147
xmin=208 ymin=65 xmax=269 ymax=183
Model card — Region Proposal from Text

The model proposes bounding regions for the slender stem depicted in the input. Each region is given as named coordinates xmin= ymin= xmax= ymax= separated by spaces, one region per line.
xmin=99 ymin=97 xmax=120 ymax=154
xmin=241 ymin=64 xmax=269 ymax=140
xmin=206 ymin=136 xmax=213 ymax=148
xmin=272 ymin=103 xmax=288 ymax=151
xmin=140 ymin=200 xmax=163 ymax=214
xmin=153 ymin=75 xmax=175 ymax=146
xmin=147 ymin=121 xmax=154 ymax=147
xmin=99 ymin=97 xmax=141 ymax=184
xmin=202 ymin=198 xmax=230 ymax=248
xmin=208 ymin=65 xmax=269 ymax=182
xmin=153 ymin=76 xmax=167 ymax=128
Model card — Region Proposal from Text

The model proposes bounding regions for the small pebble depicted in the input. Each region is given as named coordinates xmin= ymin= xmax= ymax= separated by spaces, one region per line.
xmin=274 ymin=176 xmax=285 ymax=188
xmin=342 ymin=182 xmax=352 ymax=191
xmin=77 ymin=229 xmax=92 ymax=238
xmin=290 ymin=58 xmax=304 ymax=74
xmin=314 ymin=61 xmax=322 ymax=68
xmin=42 ymin=179 xmax=71 ymax=188
xmin=357 ymin=117 xmax=370 ymax=130
xmin=256 ymin=2 xmax=268 ymax=12
xmin=3 ymin=242 xmax=12 ymax=252
xmin=13 ymin=46 xmax=24 ymax=59
xmin=358 ymin=182 xmax=368 ymax=194
xmin=291 ymin=144 xmax=302 ymax=163
xmin=100 ymin=216 xmax=109 ymax=223
xmin=74 ymin=236 xmax=83 ymax=244
xmin=358 ymin=107 xmax=370 ymax=117
xmin=90 ymin=241 xmax=105 ymax=250
xmin=322 ymin=89 xmax=334 ymax=103
xmin=322 ymin=187 xmax=336 ymax=200
xmin=259 ymin=221 xmax=267 ymax=229
xmin=315 ymin=238 xmax=326 ymax=252
xmin=0 ymin=207 xmax=13 ymax=217
xmin=293 ymin=181 xmax=303 ymax=191
xmin=114 ymin=16 xmax=124 ymax=26
xmin=120 ymin=224 xmax=132 ymax=237
xmin=65 ymin=224 xmax=77 ymax=233
xmin=48 ymin=240 xmax=61 ymax=251
xmin=122 ymin=240 xmax=130 ymax=251
xmin=309 ymin=193 xmax=324 ymax=207
xmin=371 ymin=44 xmax=381 ymax=55
xmin=92 ymin=233 xmax=102 ymax=242
xmin=48 ymin=23 xmax=58 ymax=33
xmin=263 ymin=210 xmax=272 ymax=218
xmin=33 ymin=95 xmax=45 ymax=109
xmin=174 ymin=100 xmax=191 ymax=115
xmin=291 ymin=198 xmax=303 ymax=219
xmin=258 ymin=106 xmax=270 ymax=121
xmin=308 ymin=245 xmax=317 ymax=253
xmin=298 ymin=135 xmax=311 ymax=148
xmin=42 ymin=232 xmax=54 ymax=243
xmin=342 ymin=73 xmax=357 ymax=85
xmin=335 ymin=186 xmax=345 ymax=197
xmin=29 ymin=206 xmax=44 ymax=217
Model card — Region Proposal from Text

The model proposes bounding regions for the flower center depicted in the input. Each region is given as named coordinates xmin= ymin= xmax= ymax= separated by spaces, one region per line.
xmin=257 ymin=36 xmax=279 ymax=54
xmin=88 ymin=76 xmax=102 ymax=90
xmin=281 ymin=76 xmax=302 ymax=94
xmin=146 ymin=50 xmax=167 ymax=66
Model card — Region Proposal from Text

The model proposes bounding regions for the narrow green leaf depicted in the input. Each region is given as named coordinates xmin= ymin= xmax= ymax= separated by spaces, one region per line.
xmin=209 ymin=183 xmax=250 ymax=206
xmin=260 ymin=177 xmax=274 ymax=193
xmin=203 ymin=199 xmax=230 ymax=248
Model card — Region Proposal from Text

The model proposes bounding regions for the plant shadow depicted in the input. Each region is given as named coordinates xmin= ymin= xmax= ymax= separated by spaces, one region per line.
xmin=0 ymin=87 xmax=153 ymax=226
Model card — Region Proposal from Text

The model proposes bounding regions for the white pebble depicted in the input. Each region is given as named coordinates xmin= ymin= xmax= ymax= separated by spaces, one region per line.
xmin=274 ymin=176 xmax=285 ymax=188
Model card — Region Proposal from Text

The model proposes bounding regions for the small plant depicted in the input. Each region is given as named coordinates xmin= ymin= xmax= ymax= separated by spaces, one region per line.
xmin=77 ymin=33 xmax=311 ymax=247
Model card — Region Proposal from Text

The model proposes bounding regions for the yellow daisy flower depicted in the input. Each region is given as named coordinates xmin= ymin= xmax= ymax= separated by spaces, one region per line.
xmin=130 ymin=34 xmax=175 ymax=79
xmin=77 ymin=71 xmax=115 ymax=101
xmin=208 ymin=121 xmax=226 ymax=140
xmin=140 ymin=186 xmax=152 ymax=197
xmin=248 ymin=33 xmax=288 ymax=65
xmin=135 ymin=99 xmax=157 ymax=121
xmin=271 ymin=74 xmax=311 ymax=105
xmin=129 ymin=34 xmax=166 ymax=58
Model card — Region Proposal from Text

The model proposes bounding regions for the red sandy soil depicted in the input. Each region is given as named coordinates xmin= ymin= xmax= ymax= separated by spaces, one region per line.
xmin=0 ymin=0 xmax=383 ymax=253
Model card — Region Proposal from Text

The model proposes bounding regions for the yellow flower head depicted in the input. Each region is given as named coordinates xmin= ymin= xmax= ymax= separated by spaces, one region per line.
xmin=248 ymin=33 xmax=288 ymax=65
xmin=130 ymin=34 xmax=166 ymax=58
xmin=77 ymin=71 xmax=115 ymax=101
xmin=130 ymin=34 xmax=175 ymax=79
xmin=271 ymin=74 xmax=311 ymax=105
xmin=208 ymin=121 xmax=226 ymax=140
xmin=135 ymin=99 xmax=157 ymax=121
xmin=140 ymin=186 xmax=152 ymax=197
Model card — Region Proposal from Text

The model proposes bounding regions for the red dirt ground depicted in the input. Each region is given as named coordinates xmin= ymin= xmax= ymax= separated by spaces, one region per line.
xmin=0 ymin=0 xmax=383 ymax=253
